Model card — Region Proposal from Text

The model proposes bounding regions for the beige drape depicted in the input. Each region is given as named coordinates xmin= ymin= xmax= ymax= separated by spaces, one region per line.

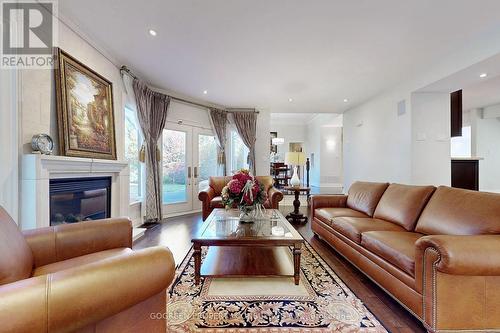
xmin=208 ymin=108 xmax=228 ymax=176
xmin=232 ymin=111 xmax=257 ymax=175
xmin=133 ymin=79 xmax=170 ymax=222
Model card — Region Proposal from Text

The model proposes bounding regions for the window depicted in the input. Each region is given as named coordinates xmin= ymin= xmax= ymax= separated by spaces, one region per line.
xmin=451 ymin=126 xmax=472 ymax=158
xmin=124 ymin=107 xmax=143 ymax=202
xmin=230 ymin=130 xmax=249 ymax=173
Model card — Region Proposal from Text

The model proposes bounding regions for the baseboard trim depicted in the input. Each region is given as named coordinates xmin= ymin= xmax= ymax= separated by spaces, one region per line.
xmin=164 ymin=209 xmax=202 ymax=219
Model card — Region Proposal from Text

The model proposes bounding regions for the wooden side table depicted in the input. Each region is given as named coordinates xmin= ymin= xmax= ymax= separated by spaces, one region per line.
xmin=284 ymin=186 xmax=310 ymax=224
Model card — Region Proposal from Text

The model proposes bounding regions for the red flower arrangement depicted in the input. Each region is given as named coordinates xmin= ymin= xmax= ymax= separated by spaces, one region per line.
xmin=221 ymin=169 xmax=267 ymax=211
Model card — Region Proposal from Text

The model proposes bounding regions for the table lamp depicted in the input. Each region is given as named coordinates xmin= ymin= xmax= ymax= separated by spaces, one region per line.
xmin=285 ymin=152 xmax=306 ymax=186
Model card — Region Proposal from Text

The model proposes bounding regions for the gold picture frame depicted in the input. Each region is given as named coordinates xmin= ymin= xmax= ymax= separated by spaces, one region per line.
xmin=55 ymin=48 xmax=117 ymax=160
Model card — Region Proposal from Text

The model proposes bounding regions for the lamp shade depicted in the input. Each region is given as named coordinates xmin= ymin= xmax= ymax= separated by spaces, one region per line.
xmin=285 ymin=152 xmax=306 ymax=166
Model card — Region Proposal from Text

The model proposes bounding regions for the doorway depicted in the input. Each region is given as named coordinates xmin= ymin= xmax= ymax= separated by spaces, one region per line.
xmin=161 ymin=122 xmax=218 ymax=215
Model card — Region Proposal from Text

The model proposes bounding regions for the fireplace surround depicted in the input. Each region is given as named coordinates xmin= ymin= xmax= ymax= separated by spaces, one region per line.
xmin=21 ymin=154 xmax=130 ymax=229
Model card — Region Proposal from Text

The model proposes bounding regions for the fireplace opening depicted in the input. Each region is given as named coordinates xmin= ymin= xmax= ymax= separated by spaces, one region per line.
xmin=50 ymin=177 xmax=111 ymax=226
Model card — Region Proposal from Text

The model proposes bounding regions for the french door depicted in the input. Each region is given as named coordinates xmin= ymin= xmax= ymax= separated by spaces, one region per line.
xmin=161 ymin=123 xmax=218 ymax=215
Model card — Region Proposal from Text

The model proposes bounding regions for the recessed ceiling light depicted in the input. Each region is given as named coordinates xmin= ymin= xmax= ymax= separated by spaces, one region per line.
xmin=479 ymin=73 xmax=488 ymax=78
xmin=203 ymin=90 xmax=208 ymax=95
xmin=148 ymin=29 xmax=157 ymax=36
xmin=288 ymin=98 xmax=293 ymax=102
xmin=343 ymin=99 xmax=349 ymax=103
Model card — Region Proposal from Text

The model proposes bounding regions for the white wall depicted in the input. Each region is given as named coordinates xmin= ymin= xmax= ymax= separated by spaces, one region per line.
xmin=472 ymin=109 xmax=500 ymax=192
xmin=269 ymin=123 xmax=307 ymax=160
xmin=343 ymin=26 xmax=500 ymax=189
xmin=306 ymin=114 xmax=343 ymax=189
xmin=343 ymin=91 xmax=412 ymax=189
xmin=320 ymin=126 xmax=343 ymax=187
xmin=410 ymin=93 xmax=450 ymax=185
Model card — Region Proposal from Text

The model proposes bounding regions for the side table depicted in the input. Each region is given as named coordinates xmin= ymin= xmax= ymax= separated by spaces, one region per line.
xmin=284 ymin=186 xmax=310 ymax=224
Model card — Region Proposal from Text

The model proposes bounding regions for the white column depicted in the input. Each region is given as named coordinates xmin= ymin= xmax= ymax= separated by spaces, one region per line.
xmin=0 ymin=68 xmax=20 ymax=224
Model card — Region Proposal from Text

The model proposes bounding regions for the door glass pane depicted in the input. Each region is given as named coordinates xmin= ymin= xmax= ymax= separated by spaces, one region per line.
xmin=198 ymin=134 xmax=218 ymax=191
xmin=162 ymin=129 xmax=187 ymax=204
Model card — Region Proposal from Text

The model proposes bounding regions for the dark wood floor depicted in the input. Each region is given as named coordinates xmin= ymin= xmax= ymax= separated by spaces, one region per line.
xmin=133 ymin=206 xmax=426 ymax=333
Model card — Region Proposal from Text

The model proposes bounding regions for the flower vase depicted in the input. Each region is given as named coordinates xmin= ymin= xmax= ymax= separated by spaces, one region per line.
xmin=238 ymin=205 xmax=255 ymax=223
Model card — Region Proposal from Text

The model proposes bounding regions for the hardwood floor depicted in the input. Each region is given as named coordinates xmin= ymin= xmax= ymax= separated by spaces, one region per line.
xmin=133 ymin=206 xmax=426 ymax=333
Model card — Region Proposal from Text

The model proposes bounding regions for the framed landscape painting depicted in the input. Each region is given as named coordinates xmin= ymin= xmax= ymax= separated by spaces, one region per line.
xmin=55 ymin=48 xmax=117 ymax=160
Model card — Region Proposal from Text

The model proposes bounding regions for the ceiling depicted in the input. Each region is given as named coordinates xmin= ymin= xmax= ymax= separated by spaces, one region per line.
xmin=270 ymin=113 xmax=318 ymax=124
xmin=463 ymin=74 xmax=500 ymax=110
xmin=59 ymin=0 xmax=500 ymax=113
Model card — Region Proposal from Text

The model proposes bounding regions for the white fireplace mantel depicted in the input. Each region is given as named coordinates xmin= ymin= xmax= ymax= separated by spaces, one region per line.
xmin=21 ymin=154 xmax=130 ymax=230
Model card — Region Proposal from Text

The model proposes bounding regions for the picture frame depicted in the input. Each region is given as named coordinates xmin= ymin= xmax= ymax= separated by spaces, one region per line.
xmin=54 ymin=48 xmax=117 ymax=160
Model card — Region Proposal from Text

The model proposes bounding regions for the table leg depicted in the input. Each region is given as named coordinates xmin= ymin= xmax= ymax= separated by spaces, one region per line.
xmin=193 ymin=243 xmax=202 ymax=285
xmin=293 ymin=190 xmax=300 ymax=214
xmin=293 ymin=243 xmax=302 ymax=285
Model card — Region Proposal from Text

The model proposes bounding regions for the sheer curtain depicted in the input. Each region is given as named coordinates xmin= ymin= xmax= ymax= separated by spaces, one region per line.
xmin=208 ymin=108 xmax=228 ymax=175
xmin=132 ymin=79 xmax=170 ymax=222
xmin=231 ymin=111 xmax=258 ymax=175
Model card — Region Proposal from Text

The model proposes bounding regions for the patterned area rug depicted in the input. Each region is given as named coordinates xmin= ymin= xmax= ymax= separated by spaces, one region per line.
xmin=167 ymin=242 xmax=387 ymax=332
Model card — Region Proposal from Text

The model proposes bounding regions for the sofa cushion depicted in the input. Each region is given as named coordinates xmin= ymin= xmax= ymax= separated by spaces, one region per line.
xmin=373 ymin=184 xmax=435 ymax=231
xmin=330 ymin=217 xmax=406 ymax=244
xmin=315 ymin=208 xmax=368 ymax=225
xmin=32 ymin=248 xmax=132 ymax=276
xmin=415 ymin=186 xmax=500 ymax=235
xmin=0 ymin=207 xmax=34 ymax=285
xmin=346 ymin=181 xmax=389 ymax=217
xmin=361 ymin=231 xmax=423 ymax=276
xmin=256 ymin=176 xmax=274 ymax=192
xmin=208 ymin=176 xmax=232 ymax=195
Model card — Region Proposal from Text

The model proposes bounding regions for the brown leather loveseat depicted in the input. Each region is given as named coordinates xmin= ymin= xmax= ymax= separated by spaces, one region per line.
xmin=0 ymin=206 xmax=175 ymax=333
xmin=198 ymin=175 xmax=284 ymax=220
xmin=311 ymin=181 xmax=500 ymax=333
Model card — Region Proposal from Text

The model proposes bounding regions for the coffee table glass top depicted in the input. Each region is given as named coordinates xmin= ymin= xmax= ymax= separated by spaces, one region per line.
xmin=197 ymin=209 xmax=302 ymax=241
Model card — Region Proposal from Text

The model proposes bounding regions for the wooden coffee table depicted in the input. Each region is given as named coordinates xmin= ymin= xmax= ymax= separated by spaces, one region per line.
xmin=192 ymin=209 xmax=304 ymax=285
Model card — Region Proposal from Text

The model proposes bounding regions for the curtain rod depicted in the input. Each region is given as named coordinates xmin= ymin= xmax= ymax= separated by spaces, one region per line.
xmin=120 ymin=66 xmax=259 ymax=114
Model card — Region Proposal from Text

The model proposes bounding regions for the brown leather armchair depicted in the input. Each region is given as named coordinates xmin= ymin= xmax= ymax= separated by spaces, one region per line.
xmin=0 ymin=206 xmax=175 ymax=333
xmin=198 ymin=176 xmax=284 ymax=220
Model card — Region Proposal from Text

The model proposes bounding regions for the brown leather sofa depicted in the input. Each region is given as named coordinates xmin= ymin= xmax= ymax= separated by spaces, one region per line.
xmin=0 ymin=206 xmax=175 ymax=333
xmin=198 ymin=175 xmax=284 ymax=220
xmin=311 ymin=181 xmax=500 ymax=333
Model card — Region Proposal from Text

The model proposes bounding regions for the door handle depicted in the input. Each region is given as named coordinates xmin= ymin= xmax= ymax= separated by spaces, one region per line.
xmin=188 ymin=166 xmax=192 ymax=178
xmin=194 ymin=166 xmax=198 ymax=178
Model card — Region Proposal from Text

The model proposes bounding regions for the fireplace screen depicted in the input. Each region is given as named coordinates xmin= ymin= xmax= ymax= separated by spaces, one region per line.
xmin=50 ymin=177 xmax=111 ymax=226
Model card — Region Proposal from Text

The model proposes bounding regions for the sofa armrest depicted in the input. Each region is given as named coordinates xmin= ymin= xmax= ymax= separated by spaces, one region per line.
xmin=310 ymin=195 xmax=347 ymax=220
xmin=415 ymin=235 xmax=500 ymax=276
xmin=22 ymin=218 xmax=132 ymax=267
xmin=268 ymin=187 xmax=284 ymax=208
xmin=198 ymin=187 xmax=216 ymax=203
xmin=415 ymin=235 xmax=500 ymax=331
xmin=199 ymin=187 xmax=216 ymax=220
xmin=0 ymin=247 xmax=175 ymax=333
